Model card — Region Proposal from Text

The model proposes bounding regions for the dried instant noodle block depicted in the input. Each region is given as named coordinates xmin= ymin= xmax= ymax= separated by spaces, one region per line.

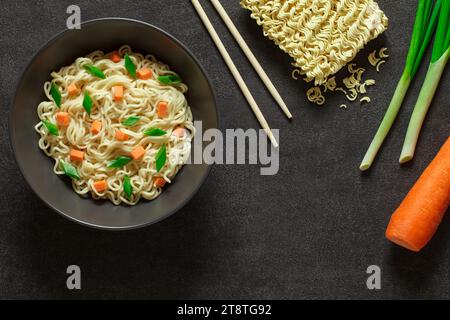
xmin=240 ymin=0 xmax=388 ymax=85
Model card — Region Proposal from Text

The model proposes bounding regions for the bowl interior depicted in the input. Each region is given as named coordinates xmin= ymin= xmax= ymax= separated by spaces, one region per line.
xmin=10 ymin=19 xmax=217 ymax=230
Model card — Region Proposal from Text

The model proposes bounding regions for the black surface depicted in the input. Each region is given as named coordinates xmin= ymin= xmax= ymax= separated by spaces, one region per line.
xmin=1 ymin=0 xmax=449 ymax=299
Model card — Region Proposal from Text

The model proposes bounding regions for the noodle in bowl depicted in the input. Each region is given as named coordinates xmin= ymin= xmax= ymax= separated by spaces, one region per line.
xmin=35 ymin=45 xmax=194 ymax=205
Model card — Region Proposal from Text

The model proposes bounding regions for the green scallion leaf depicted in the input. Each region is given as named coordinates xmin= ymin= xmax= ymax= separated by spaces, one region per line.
xmin=108 ymin=156 xmax=132 ymax=169
xmin=359 ymin=0 xmax=442 ymax=171
xmin=123 ymin=175 xmax=133 ymax=199
xmin=124 ymin=54 xmax=137 ymax=79
xmin=50 ymin=83 xmax=61 ymax=107
xmin=411 ymin=0 xmax=443 ymax=76
xmin=84 ymin=64 xmax=106 ymax=79
xmin=431 ymin=0 xmax=449 ymax=62
xmin=157 ymin=74 xmax=182 ymax=85
xmin=144 ymin=127 xmax=167 ymax=136
xmin=399 ymin=1 xmax=450 ymax=163
xmin=42 ymin=120 xmax=59 ymax=136
xmin=60 ymin=160 xmax=80 ymax=180
xmin=83 ymin=91 xmax=93 ymax=114
xmin=122 ymin=116 xmax=140 ymax=127
xmin=155 ymin=144 xmax=167 ymax=172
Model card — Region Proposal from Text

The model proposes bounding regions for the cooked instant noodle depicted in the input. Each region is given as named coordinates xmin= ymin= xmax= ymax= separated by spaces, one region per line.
xmin=241 ymin=0 xmax=388 ymax=85
xmin=35 ymin=45 xmax=194 ymax=205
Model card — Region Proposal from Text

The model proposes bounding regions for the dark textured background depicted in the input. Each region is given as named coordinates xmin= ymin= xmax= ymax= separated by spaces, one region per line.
xmin=1 ymin=0 xmax=449 ymax=299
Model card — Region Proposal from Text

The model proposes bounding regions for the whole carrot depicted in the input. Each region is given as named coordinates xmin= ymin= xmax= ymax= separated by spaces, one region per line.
xmin=386 ymin=136 xmax=450 ymax=252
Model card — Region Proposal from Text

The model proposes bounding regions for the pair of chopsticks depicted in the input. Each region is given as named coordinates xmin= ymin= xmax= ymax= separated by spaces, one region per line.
xmin=191 ymin=0 xmax=292 ymax=148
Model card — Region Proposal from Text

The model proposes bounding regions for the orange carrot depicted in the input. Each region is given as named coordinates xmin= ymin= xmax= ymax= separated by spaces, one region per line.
xmin=91 ymin=120 xmax=102 ymax=134
xmin=70 ymin=149 xmax=84 ymax=162
xmin=386 ymin=137 xmax=450 ymax=252
xmin=67 ymin=83 xmax=80 ymax=97
xmin=93 ymin=180 xmax=107 ymax=192
xmin=56 ymin=112 xmax=70 ymax=127
xmin=130 ymin=145 xmax=145 ymax=160
xmin=110 ymin=51 xmax=121 ymax=63
xmin=137 ymin=68 xmax=153 ymax=80
xmin=154 ymin=177 xmax=166 ymax=188
xmin=157 ymin=101 xmax=168 ymax=118
xmin=115 ymin=130 xmax=129 ymax=141
xmin=112 ymin=86 xmax=124 ymax=101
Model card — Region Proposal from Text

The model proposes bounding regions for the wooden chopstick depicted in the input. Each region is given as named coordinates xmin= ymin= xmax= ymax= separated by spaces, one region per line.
xmin=191 ymin=0 xmax=279 ymax=148
xmin=210 ymin=0 xmax=293 ymax=119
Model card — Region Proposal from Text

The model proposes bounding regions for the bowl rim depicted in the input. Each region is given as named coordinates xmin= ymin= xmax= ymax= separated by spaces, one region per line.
xmin=8 ymin=17 xmax=219 ymax=230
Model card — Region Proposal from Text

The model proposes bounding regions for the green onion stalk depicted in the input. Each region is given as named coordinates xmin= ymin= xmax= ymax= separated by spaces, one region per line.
xmin=359 ymin=0 xmax=442 ymax=171
xmin=399 ymin=0 xmax=450 ymax=163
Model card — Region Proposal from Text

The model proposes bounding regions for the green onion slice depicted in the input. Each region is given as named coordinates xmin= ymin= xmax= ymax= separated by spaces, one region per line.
xmin=50 ymin=83 xmax=61 ymax=107
xmin=83 ymin=91 xmax=93 ymax=114
xmin=60 ymin=160 xmax=80 ymax=180
xmin=144 ymin=127 xmax=167 ymax=136
xmin=123 ymin=175 xmax=133 ymax=199
xmin=122 ymin=116 xmax=140 ymax=127
xmin=108 ymin=156 xmax=132 ymax=168
xmin=84 ymin=64 xmax=106 ymax=79
xmin=155 ymin=144 xmax=167 ymax=172
xmin=157 ymin=75 xmax=182 ymax=85
xmin=42 ymin=120 xmax=59 ymax=136
xmin=124 ymin=54 xmax=137 ymax=79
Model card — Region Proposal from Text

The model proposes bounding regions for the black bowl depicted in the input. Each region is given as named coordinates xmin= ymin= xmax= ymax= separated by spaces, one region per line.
xmin=9 ymin=18 xmax=218 ymax=230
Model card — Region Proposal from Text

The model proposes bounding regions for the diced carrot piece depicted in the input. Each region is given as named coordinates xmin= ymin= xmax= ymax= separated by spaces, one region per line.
xmin=56 ymin=112 xmax=70 ymax=127
xmin=137 ymin=68 xmax=153 ymax=80
xmin=67 ymin=83 xmax=80 ymax=97
xmin=112 ymin=86 xmax=124 ymax=101
xmin=172 ymin=127 xmax=186 ymax=138
xmin=91 ymin=120 xmax=102 ymax=134
xmin=115 ymin=130 xmax=129 ymax=141
xmin=154 ymin=177 xmax=166 ymax=188
xmin=70 ymin=149 xmax=84 ymax=162
xmin=130 ymin=145 xmax=145 ymax=160
xmin=93 ymin=180 xmax=107 ymax=192
xmin=110 ymin=51 xmax=121 ymax=63
xmin=157 ymin=101 xmax=169 ymax=118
